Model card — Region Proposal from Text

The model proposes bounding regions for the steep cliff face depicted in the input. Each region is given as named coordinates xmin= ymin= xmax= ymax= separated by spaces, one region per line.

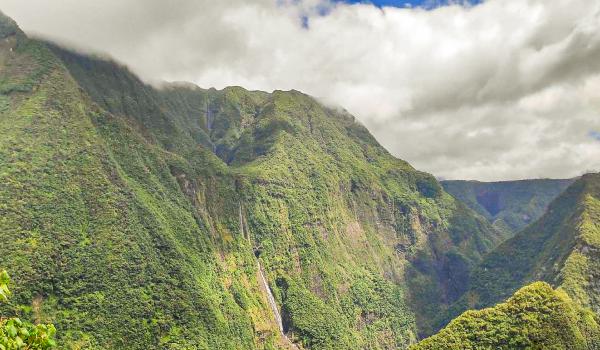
xmin=54 ymin=45 xmax=505 ymax=341
xmin=442 ymin=178 xmax=575 ymax=235
xmin=0 ymin=12 xmax=503 ymax=349
xmin=0 ymin=18 xmax=273 ymax=350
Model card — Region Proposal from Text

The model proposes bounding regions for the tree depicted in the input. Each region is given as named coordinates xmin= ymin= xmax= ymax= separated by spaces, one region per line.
xmin=0 ymin=270 xmax=56 ymax=350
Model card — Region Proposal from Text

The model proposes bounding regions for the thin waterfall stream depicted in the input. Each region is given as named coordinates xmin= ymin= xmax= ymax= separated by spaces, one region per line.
xmin=257 ymin=261 xmax=284 ymax=334
xmin=240 ymin=202 xmax=298 ymax=349
xmin=256 ymin=261 xmax=298 ymax=349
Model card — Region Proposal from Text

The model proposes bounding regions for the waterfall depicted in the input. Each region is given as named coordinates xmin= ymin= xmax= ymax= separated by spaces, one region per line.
xmin=206 ymin=102 xmax=217 ymax=154
xmin=257 ymin=261 xmax=299 ymax=349
xmin=240 ymin=202 xmax=298 ymax=348
xmin=257 ymin=261 xmax=285 ymax=334
xmin=239 ymin=203 xmax=246 ymax=239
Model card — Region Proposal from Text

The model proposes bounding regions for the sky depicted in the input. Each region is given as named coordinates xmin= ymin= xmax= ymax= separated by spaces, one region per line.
xmin=0 ymin=0 xmax=599 ymax=181
xmin=341 ymin=0 xmax=480 ymax=9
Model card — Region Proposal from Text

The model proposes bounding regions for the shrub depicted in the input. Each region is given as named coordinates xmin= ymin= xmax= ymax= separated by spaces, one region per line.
xmin=0 ymin=270 xmax=57 ymax=350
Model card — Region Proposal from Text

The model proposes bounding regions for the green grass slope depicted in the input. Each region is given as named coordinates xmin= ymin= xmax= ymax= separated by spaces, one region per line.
xmin=442 ymin=178 xmax=574 ymax=235
xmin=411 ymin=282 xmax=600 ymax=350
xmin=0 ymin=11 xmax=504 ymax=349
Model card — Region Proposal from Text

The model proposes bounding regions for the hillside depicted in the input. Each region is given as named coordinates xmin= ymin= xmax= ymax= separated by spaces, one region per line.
xmin=440 ymin=173 xmax=600 ymax=331
xmin=0 ymin=11 xmax=503 ymax=349
xmin=412 ymin=282 xmax=600 ymax=350
xmin=0 ymin=11 xmax=270 ymax=350
xmin=442 ymin=178 xmax=574 ymax=235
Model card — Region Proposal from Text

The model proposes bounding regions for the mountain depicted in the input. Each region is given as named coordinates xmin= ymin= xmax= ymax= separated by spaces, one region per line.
xmin=412 ymin=282 xmax=600 ymax=349
xmin=0 ymin=11 xmax=503 ymax=349
xmin=439 ymin=172 xmax=600 ymax=332
xmin=442 ymin=178 xmax=575 ymax=235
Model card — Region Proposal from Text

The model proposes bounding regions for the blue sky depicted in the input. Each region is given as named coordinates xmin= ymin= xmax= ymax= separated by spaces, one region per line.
xmin=304 ymin=0 xmax=481 ymax=27
xmin=339 ymin=0 xmax=481 ymax=9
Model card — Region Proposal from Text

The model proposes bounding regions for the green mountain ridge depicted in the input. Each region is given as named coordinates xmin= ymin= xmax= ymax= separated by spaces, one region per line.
xmin=412 ymin=282 xmax=600 ymax=350
xmin=442 ymin=178 xmax=575 ymax=235
xmin=0 ymin=12 xmax=505 ymax=349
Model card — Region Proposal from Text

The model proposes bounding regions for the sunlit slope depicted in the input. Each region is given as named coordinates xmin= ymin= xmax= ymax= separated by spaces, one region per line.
xmin=54 ymin=44 xmax=505 ymax=342
xmin=412 ymin=282 xmax=600 ymax=350
xmin=0 ymin=12 xmax=275 ymax=350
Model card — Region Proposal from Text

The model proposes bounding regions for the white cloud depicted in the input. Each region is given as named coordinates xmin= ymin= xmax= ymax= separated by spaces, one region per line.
xmin=1 ymin=0 xmax=599 ymax=180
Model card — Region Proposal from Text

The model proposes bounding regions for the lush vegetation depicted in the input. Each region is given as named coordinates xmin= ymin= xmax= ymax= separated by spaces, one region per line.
xmin=412 ymin=282 xmax=600 ymax=349
xmin=442 ymin=178 xmax=574 ymax=235
xmin=0 ymin=270 xmax=57 ymax=350
xmin=0 ymin=17 xmax=272 ymax=349
xmin=0 ymin=10 xmax=509 ymax=349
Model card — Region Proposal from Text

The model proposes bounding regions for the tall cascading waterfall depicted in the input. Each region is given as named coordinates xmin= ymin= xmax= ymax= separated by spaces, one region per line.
xmin=257 ymin=261 xmax=285 ymax=334
xmin=257 ymin=261 xmax=299 ymax=350
xmin=239 ymin=202 xmax=298 ymax=349
xmin=205 ymin=101 xmax=214 ymax=131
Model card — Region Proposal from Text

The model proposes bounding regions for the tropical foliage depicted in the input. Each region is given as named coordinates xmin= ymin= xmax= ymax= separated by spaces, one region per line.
xmin=0 ymin=270 xmax=56 ymax=350
xmin=436 ymin=173 xmax=600 ymax=336
xmin=3 ymin=8 xmax=600 ymax=350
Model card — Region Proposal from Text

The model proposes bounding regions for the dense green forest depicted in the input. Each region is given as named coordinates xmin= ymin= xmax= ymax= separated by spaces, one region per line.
xmin=2 ymin=9 xmax=600 ymax=350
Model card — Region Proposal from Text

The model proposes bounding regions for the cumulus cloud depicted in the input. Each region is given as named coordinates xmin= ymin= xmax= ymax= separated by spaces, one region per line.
xmin=1 ymin=0 xmax=599 ymax=180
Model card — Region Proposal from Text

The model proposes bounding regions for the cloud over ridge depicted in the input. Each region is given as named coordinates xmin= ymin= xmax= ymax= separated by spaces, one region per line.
xmin=2 ymin=0 xmax=599 ymax=180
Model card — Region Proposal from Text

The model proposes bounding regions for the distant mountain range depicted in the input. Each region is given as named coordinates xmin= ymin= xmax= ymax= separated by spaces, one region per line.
xmin=442 ymin=178 xmax=575 ymax=235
